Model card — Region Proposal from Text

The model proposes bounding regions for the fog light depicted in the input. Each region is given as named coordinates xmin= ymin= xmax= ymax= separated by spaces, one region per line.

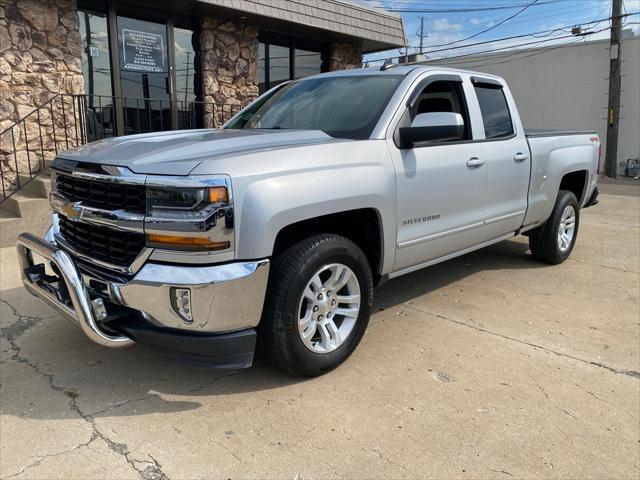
xmin=91 ymin=297 xmax=108 ymax=320
xmin=170 ymin=288 xmax=193 ymax=323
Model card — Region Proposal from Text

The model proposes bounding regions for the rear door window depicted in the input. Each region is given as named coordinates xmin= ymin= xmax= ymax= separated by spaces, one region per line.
xmin=474 ymin=84 xmax=514 ymax=139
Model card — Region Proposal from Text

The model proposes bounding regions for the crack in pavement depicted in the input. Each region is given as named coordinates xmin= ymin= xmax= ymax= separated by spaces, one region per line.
xmin=404 ymin=304 xmax=640 ymax=379
xmin=587 ymin=219 xmax=639 ymax=228
xmin=3 ymin=435 xmax=100 ymax=479
xmin=363 ymin=446 xmax=416 ymax=477
xmin=0 ymin=298 xmax=169 ymax=480
xmin=568 ymin=257 xmax=640 ymax=274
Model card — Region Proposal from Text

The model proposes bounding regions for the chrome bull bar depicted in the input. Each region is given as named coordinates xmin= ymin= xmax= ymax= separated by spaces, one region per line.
xmin=16 ymin=232 xmax=134 ymax=348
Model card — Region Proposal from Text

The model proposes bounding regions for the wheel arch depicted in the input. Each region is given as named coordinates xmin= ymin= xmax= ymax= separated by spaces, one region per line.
xmin=559 ymin=169 xmax=589 ymax=204
xmin=271 ymin=208 xmax=385 ymax=285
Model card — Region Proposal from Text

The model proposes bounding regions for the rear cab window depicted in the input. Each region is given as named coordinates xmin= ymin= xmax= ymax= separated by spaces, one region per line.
xmin=472 ymin=79 xmax=514 ymax=139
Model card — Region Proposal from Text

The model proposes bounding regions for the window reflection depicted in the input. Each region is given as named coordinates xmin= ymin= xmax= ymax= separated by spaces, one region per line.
xmin=294 ymin=49 xmax=322 ymax=79
xmin=78 ymin=10 xmax=113 ymax=97
xmin=174 ymin=27 xmax=199 ymax=129
xmin=258 ymin=39 xmax=323 ymax=94
xmin=258 ymin=43 xmax=266 ymax=94
xmin=269 ymin=45 xmax=290 ymax=88
xmin=174 ymin=28 xmax=196 ymax=104
xmin=78 ymin=9 xmax=114 ymax=139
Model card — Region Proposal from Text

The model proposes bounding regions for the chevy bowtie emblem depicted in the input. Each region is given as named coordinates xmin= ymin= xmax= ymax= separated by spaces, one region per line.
xmin=61 ymin=202 xmax=83 ymax=221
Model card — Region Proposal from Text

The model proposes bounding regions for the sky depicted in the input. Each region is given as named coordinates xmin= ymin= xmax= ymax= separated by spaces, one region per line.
xmin=356 ymin=0 xmax=640 ymax=64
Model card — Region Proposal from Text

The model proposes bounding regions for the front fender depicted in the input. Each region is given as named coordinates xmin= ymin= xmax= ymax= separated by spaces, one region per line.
xmin=235 ymin=162 xmax=396 ymax=275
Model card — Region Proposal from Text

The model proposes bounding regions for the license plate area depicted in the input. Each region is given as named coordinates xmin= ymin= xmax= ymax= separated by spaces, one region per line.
xmin=23 ymin=255 xmax=72 ymax=307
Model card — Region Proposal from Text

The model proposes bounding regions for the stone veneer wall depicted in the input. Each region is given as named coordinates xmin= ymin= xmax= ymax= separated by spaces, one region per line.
xmin=200 ymin=18 xmax=259 ymax=128
xmin=0 ymin=0 xmax=84 ymax=187
xmin=328 ymin=42 xmax=363 ymax=71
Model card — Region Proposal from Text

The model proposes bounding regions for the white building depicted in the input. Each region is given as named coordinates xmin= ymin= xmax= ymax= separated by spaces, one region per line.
xmin=425 ymin=35 xmax=640 ymax=176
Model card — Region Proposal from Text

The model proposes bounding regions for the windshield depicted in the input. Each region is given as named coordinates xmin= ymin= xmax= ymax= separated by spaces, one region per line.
xmin=225 ymin=75 xmax=403 ymax=140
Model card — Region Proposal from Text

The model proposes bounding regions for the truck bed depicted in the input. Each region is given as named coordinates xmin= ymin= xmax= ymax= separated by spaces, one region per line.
xmin=523 ymin=131 xmax=600 ymax=229
xmin=525 ymin=128 xmax=598 ymax=138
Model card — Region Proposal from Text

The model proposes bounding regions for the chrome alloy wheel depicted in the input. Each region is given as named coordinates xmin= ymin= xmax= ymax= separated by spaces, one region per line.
xmin=557 ymin=205 xmax=576 ymax=252
xmin=297 ymin=263 xmax=361 ymax=354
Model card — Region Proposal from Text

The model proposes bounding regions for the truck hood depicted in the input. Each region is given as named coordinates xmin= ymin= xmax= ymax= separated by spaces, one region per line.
xmin=57 ymin=129 xmax=339 ymax=175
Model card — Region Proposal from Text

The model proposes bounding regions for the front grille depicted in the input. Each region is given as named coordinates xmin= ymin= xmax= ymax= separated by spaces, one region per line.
xmin=58 ymin=215 xmax=145 ymax=267
xmin=55 ymin=174 xmax=146 ymax=213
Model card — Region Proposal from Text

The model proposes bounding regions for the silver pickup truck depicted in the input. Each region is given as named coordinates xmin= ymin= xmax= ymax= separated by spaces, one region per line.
xmin=16 ymin=65 xmax=600 ymax=376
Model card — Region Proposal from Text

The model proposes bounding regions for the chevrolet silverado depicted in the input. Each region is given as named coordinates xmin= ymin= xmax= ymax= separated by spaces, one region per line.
xmin=16 ymin=65 xmax=600 ymax=376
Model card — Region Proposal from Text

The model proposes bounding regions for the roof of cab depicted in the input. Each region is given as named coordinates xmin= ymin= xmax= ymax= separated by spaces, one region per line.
xmin=303 ymin=64 xmax=504 ymax=80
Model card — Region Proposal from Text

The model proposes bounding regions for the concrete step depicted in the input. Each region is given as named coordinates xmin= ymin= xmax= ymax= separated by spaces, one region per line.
xmin=0 ymin=207 xmax=52 ymax=247
xmin=0 ymin=193 xmax=52 ymax=247
xmin=1 ymin=191 xmax=51 ymax=218
xmin=18 ymin=173 xmax=51 ymax=198
xmin=0 ymin=209 xmax=21 ymax=247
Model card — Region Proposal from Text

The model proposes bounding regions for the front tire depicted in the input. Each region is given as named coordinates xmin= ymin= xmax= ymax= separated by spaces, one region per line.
xmin=529 ymin=190 xmax=580 ymax=264
xmin=259 ymin=234 xmax=373 ymax=377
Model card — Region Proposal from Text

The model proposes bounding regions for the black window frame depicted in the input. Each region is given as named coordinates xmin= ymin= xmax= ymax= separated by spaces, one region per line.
xmin=258 ymin=31 xmax=328 ymax=93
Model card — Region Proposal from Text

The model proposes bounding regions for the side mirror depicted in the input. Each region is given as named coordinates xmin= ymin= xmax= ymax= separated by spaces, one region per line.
xmin=399 ymin=112 xmax=465 ymax=147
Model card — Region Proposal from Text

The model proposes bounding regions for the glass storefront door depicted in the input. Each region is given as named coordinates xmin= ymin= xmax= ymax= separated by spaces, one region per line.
xmin=117 ymin=16 xmax=172 ymax=134
xmin=78 ymin=4 xmax=199 ymax=136
xmin=78 ymin=10 xmax=115 ymax=140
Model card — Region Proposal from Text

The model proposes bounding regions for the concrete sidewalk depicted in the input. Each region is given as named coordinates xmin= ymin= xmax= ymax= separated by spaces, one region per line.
xmin=1 ymin=184 xmax=638 ymax=480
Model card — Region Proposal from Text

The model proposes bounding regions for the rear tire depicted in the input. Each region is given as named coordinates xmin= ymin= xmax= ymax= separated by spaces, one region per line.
xmin=529 ymin=190 xmax=580 ymax=264
xmin=259 ymin=234 xmax=373 ymax=377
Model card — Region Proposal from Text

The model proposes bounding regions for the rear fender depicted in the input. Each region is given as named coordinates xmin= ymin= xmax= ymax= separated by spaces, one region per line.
xmin=525 ymin=142 xmax=596 ymax=226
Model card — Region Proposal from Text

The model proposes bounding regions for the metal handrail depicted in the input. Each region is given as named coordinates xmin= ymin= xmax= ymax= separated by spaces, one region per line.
xmin=0 ymin=94 xmax=244 ymax=204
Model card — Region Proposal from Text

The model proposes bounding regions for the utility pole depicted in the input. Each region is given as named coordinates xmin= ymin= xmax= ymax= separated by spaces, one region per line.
xmin=605 ymin=0 xmax=623 ymax=178
xmin=418 ymin=16 xmax=425 ymax=55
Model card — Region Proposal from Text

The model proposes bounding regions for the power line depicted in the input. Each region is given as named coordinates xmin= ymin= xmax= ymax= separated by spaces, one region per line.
xmin=427 ymin=28 xmax=608 ymax=60
xmin=401 ymin=14 xmax=636 ymax=54
xmin=380 ymin=0 xmax=565 ymax=13
xmin=426 ymin=36 xmax=585 ymax=68
xmin=423 ymin=0 xmax=538 ymax=48
xmin=365 ymin=24 xmax=611 ymax=65
xmin=447 ymin=1 xmax=614 ymax=30
xmin=396 ymin=1 xmax=616 ymax=52
xmin=385 ymin=11 xmax=636 ymax=58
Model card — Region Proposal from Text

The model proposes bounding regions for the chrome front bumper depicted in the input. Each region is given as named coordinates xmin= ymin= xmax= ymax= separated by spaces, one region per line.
xmin=16 ymin=232 xmax=270 ymax=349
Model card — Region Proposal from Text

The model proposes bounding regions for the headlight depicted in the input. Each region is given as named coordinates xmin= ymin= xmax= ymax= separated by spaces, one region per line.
xmin=147 ymin=186 xmax=228 ymax=218
xmin=145 ymin=182 xmax=232 ymax=251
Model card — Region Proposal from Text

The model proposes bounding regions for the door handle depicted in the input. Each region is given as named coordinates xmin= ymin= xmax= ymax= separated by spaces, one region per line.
xmin=467 ymin=157 xmax=485 ymax=168
xmin=514 ymin=152 xmax=529 ymax=162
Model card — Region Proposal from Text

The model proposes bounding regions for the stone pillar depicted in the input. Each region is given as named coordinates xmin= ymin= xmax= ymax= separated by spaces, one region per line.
xmin=327 ymin=42 xmax=363 ymax=71
xmin=0 ymin=0 xmax=83 ymax=187
xmin=200 ymin=18 xmax=259 ymax=128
